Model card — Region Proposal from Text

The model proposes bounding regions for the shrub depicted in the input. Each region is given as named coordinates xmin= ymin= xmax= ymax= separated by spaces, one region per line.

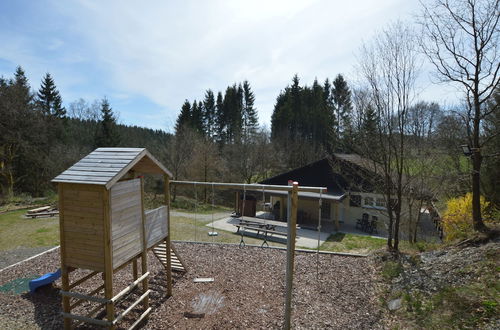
xmin=442 ymin=193 xmax=489 ymax=241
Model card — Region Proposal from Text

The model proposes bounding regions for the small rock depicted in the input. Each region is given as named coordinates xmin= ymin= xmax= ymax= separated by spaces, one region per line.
xmin=388 ymin=298 xmax=402 ymax=311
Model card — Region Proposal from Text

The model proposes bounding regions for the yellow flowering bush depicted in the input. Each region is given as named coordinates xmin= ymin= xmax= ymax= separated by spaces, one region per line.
xmin=442 ymin=193 xmax=489 ymax=241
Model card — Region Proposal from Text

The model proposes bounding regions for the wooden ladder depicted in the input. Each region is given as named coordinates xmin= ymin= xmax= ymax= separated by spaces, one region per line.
xmin=153 ymin=242 xmax=187 ymax=273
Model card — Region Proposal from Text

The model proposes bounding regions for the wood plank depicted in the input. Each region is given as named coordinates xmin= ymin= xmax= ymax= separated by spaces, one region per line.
xmin=64 ymin=206 xmax=103 ymax=217
xmin=56 ymin=174 xmax=111 ymax=182
xmin=54 ymin=179 xmax=107 ymax=185
xmin=63 ymin=216 xmax=103 ymax=227
xmin=78 ymin=158 xmax=131 ymax=164
xmin=68 ymin=166 xmax=121 ymax=173
xmin=65 ymin=256 xmax=103 ymax=268
xmin=96 ymin=147 xmax=144 ymax=152
xmin=62 ymin=170 xmax=117 ymax=178
xmin=66 ymin=246 xmax=104 ymax=258
xmin=72 ymin=162 xmax=126 ymax=168
xmin=84 ymin=154 xmax=138 ymax=160
xmin=89 ymin=151 xmax=141 ymax=156
xmin=64 ymin=225 xmax=102 ymax=236
xmin=63 ymin=189 xmax=102 ymax=199
xmin=65 ymin=248 xmax=106 ymax=262
xmin=64 ymin=198 xmax=103 ymax=209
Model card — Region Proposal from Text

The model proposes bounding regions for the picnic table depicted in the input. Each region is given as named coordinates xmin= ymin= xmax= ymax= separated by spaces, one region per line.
xmin=233 ymin=217 xmax=296 ymax=247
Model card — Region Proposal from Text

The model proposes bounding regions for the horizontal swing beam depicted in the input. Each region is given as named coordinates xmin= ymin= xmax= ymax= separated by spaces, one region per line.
xmin=170 ymin=180 xmax=327 ymax=193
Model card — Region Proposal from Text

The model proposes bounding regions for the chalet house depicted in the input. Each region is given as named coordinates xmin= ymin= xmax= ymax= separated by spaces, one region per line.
xmin=260 ymin=154 xmax=394 ymax=235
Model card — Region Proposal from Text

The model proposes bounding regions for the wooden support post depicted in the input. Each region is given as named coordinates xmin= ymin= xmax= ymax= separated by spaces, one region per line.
xmin=164 ymin=175 xmax=173 ymax=297
xmin=103 ymin=188 xmax=115 ymax=329
xmin=132 ymin=259 xmax=138 ymax=281
xmin=284 ymin=181 xmax=299 ymax=330
xmin=280 ymin=197 xmax=285 ymax=221
xmin=335 ymin=202 xmax=340 ymax=231
xmin=140 ymin=177 xmax=150 ymax=310
xmin=235 ymin=191 xmax=239 ymax=213
xmin=58 ymin=184 xmax=72 ymax=330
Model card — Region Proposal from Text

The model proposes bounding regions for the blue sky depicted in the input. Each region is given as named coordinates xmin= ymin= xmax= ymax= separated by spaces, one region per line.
xmin=0 ymin=0 xmax=459 ymax=132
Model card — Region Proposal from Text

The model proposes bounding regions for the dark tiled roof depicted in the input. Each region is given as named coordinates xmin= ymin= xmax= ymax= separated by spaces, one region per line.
xmin=260 ymin=154 xmax=381 ymax=195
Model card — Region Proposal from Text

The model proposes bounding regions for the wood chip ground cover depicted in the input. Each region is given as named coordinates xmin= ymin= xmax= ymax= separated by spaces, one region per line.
xmin=0 ymin=243 xmax=383 ymax=329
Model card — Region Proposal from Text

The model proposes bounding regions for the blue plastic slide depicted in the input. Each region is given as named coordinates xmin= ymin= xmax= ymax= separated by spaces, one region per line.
xmin=29 ymin=268 xmax=61 ymax=293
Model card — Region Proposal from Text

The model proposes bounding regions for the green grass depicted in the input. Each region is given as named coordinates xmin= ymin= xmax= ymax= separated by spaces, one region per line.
xmin=319 ymin=232 xmax=387 ymax=253
xmin=0 ymin=193 xmax=58 ymax=213
xmin=0 ymin=210 xmax=59 ymax=252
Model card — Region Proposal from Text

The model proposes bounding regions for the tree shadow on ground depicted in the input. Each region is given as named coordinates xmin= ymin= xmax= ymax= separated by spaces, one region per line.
xmin=326 ymin=233 xmax=346 ymax=242
xmin=22 ymin=285 xmax=63 ymax=329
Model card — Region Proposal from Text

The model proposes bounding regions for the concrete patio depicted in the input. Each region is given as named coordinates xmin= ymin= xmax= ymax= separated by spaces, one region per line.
xmin=206 ymin=212 xmax=331 ymax=249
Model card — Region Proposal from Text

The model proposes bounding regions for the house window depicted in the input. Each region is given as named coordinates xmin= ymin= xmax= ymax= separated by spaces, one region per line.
xmin=321 ymin=201 xmax=331 ymax=219
xmin=349 ymin=195 xmax=361 ymax=207
xmin=364 ymin=197 xmax=374 ymax=207
xmin=376 ymin=198 xmax=386 ymax=208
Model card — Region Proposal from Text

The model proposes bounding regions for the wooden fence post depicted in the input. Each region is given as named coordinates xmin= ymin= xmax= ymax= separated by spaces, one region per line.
xmin=284 ymin=181 xmax=299 ymax=330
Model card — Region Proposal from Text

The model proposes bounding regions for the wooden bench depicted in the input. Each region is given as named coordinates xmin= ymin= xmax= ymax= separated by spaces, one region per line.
xmin=26 ymin=211 xmax=59 ymax=218
xmin=234 ymin=224 xmax=289 ymax=247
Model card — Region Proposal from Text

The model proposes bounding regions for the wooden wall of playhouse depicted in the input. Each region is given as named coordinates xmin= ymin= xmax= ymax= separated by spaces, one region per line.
xmin=60 ymin=183 xmax=106 ymax=271
xmin=60 ymin=178 xmax=168 ymax=272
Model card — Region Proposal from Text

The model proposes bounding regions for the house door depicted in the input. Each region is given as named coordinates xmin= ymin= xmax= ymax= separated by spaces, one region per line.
xmin=321 ymin=201 xmax=331 ymax=220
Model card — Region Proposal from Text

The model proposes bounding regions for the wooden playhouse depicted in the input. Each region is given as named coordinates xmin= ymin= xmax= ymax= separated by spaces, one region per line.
xmin=52 ymin=147 xmax=186 ymax=329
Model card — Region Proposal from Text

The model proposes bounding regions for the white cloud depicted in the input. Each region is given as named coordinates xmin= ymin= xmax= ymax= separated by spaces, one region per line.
xmin=3 ymin=0 xmax=453 ymax=129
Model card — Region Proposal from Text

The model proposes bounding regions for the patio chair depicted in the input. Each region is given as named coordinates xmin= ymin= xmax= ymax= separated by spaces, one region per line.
xmin=369 ymin=216 xmax=378 ymax=234
xmin=356 ymin=213 xmax=369 ymax=230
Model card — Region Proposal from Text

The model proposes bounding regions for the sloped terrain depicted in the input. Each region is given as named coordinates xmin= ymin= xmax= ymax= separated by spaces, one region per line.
xmin=379 ymin=239 xmax=500 ymax=329
xmin=0 ymin=243 xmax=383 ymax=329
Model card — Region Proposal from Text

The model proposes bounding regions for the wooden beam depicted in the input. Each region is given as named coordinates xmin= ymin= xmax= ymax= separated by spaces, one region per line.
xmin=69 ymin=271 xmax=99 ymax=290
xmin=335 ymin=203 xmax=339 ymax=231
xmin=164 ymin=175 xmax=172 ymax=297
xmin=58 ymin=184 xmax=72 ymax=330
xmin=110 ymin=272 xmax=150 ymax=303
xmin=140 ymin=177 xmax=150 ymax=311
xmin=170 ymin=180 xmax=327 ymax=193
xmin=102 ymin=187 xmax=115 ymax=329
xmin=128 ymin=307 xmax=152 ymax=330
xmin=113 ymin=290 xmax=151 ymax=324
xmin=61 ymin=312 xmax=111 ymax=327
xmin=284 ymin=181 xmax=299 ymax=330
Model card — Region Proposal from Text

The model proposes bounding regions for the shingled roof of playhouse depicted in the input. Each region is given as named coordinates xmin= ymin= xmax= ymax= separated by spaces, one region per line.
xmin=52 ymin=147 xmax=172 ymax=189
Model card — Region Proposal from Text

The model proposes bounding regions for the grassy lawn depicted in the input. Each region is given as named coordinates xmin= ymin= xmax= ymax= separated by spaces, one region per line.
xmin=0 ymin=210 xmax=60 ymax=252
xmin=320 ymin=232 xmax=387 ymax=254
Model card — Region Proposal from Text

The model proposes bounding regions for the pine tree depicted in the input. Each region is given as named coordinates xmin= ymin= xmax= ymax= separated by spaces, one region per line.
xmin=203 ymin=89 xmax=216 ymax=139
xmin=215 ymin=91 xmax=225 ymax=143
xmin=175 ymin=100 xmax=192 ymax=135
xmin=332 ymin=74 xmax=353 ymax=151
xmin=94 ymin=97 xmax=120 ymax=147
xmin=190 ymin=99 xmax=204 ymax=134
xmin=242 ymin=80 xmax=258 ymax=139
xmin=36 ymin=73 xmax=66 ymax=118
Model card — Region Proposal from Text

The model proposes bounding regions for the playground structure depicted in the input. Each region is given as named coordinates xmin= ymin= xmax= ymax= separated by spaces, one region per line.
xmin=51 ymin=147 xmax=186 ymax=329
xmin=48 ymin=147 xmax=326 ymax=329
xmin=170 ymin=180 xmax=327 ymax=330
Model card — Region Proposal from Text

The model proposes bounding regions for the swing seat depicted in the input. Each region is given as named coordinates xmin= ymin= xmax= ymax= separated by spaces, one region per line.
xmin=193 ymin=277 xmax=214 ymax=283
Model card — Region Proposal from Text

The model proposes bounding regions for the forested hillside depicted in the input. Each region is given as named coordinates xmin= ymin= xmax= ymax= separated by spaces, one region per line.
xmin=0 ymin=67 xmax=169 ymax=198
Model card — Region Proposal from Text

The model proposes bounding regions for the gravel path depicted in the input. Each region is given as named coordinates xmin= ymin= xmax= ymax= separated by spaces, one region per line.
xmin=0 ymin=246 xmax=55 ymax=270
xmin=0 ymin=243 xmax=383 ymax=329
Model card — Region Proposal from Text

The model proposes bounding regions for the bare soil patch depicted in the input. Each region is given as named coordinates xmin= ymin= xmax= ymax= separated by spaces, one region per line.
xmin=0 ymin=243 xmax=383 ymax=329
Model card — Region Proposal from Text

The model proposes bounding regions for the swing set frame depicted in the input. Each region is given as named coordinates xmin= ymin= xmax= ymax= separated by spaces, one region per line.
xmin=170 ymin=180 xmax=327 ymax=330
